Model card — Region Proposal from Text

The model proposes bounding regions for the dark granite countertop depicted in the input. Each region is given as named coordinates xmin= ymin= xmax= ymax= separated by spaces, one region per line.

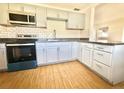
xmin=88 ymin=41 xmax=124 ymax=45
xmin=0 ymin=38 xmax=124 ymax=45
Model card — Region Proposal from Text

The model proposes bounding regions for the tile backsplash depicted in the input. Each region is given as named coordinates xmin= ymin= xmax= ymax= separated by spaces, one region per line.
xmin=0 ymin=26 xmax=54 ymax=38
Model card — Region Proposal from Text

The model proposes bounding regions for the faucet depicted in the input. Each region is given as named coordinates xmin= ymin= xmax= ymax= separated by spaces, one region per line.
xmin=53 ymin=29 xmax=56 ymax=39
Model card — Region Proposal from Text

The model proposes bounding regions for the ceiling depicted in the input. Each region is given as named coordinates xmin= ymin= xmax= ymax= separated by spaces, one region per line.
xmin=32 ymin=3 xmax=97 ymax=12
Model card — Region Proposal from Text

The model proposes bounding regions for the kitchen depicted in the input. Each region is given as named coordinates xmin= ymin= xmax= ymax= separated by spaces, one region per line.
xmin=0 ymin=3 xmax=124 ymax=89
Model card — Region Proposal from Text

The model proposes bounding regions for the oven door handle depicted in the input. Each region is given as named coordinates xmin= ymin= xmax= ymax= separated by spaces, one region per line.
xmin=6 ymin=43 xmax=35 ymax=46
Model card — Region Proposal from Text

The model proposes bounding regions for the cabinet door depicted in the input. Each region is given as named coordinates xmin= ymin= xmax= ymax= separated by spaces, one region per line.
xmin=36 ymin=7 xmax=47 ymax=28
xmin=36 ymin=47 xmax=46 ymax=66
xmin=0 ymin=3 xmax=8 ymax=25
xmin=71 ymin=42 xmax=78 ymax=59
xmin=77 ymin=43 xmax=82 ymax=62
xmin=46 ymin=46 xmax=58 ymax=63
xmin=47 ymin=8 xmax=58 ymax=18
xmin=23 ymin=5 xmax=36 ymax=13
xmin=0 ymin=48 xmax=7 ymax=70
xmin=59 ymin=45 xmax=72 ymax=61
xmin=9 ymin=4 xmax=36 ymax=13
xmin=67 ymin=12 xmax=85 ymax=30
xmin=36 ymin=43 xmax=47 ymax=66
xmin=8 ymin=3 xmax=24 ymax=11
xmin=84 ymin=48 xmax=93 ymax=67
xmin=81 ymin=45 xmax=85 ymax=63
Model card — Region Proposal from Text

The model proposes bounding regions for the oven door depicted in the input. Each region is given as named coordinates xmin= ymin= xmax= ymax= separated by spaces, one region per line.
xmin=6 ymin=43 xmax=36 ymax=63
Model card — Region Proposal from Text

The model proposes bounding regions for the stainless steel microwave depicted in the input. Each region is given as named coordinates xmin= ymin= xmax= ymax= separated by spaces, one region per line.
xmin=9 ymin=12 xmax=36 ymax=25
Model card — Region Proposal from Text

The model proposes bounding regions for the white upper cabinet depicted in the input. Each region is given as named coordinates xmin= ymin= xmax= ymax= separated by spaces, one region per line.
xmin=36 ymin=7 xmax=47 ymax=28
xmin=8 ymin=3 xmax=36 ymax=13
xmin=8 ymin=3 xmax=24 ymax=12
xmin=47 ymin=8 xmax=58 ymax=18
xmin=67 ymin=12 xmax=85 ymax=30
xmin=47 ymin=8 xmax=68 ymax=20
xmin=23 ymin=5 xmax=36 ymax=13
xmin=0 ymin=3 xmax=9 ymax=25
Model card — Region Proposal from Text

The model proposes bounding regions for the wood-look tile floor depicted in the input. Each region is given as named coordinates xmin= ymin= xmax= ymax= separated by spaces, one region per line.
xmin=0 ymin=61 xmax=124 ymax=89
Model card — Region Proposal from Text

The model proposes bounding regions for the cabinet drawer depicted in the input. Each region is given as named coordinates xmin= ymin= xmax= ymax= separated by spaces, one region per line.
xmin=46 ymin=42 xmax=71 ymax=47
xmin=93 ymin=60 xmax=111 ymax=80
xmin=94 ymin=44 xmax=113 ymax=53
xmin=81 ymin=43 xmax=93 ymax=48
xmin=93 ymin=50 xmax=112 ymax=66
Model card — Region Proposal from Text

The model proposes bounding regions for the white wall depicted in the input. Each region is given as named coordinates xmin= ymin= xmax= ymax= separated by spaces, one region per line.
xmin=95 ymin=4 xmax=124 ymax=42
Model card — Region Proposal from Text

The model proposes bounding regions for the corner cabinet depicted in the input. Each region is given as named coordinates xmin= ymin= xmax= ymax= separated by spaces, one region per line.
xmin=0 ymin=3 xmax=9 ymax=25
xmin=67 ymin=12 xmax=85 ymax=30
xmin=0 ymin=44 xmax=7 ymax=71
xmin=36 ymin=7 xmax=47 ymax=28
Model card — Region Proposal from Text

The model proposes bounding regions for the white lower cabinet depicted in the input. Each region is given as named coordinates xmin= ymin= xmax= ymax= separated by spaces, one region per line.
xmin=59 ymin=44 xmax=72 ymax=61
xmin=46 ymin=46 xmax=58 ymax=63
xmin=0 ymin=44 xmax=7 ymax=70
xmin=79 ymin=43 xmax=93 ymax=68
xmin=36 ymin=43 xmax=47 ymax=65
xmin=77 ymin=43 xmax=82 ymax=62
xmin=93 ymin=50 xmax=112 ymax=66
xmin=93 ymin=60 xmax=111 ymax=81
xmin=36 ymin=42 xmax=124 ymax=84
xmin=71 ymin=42 xmax=78 ymax=59
xmin=83 ymin=47 xmax=93 ymax=68
xmin=36 ymin=42 xmax=74 ymax=66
